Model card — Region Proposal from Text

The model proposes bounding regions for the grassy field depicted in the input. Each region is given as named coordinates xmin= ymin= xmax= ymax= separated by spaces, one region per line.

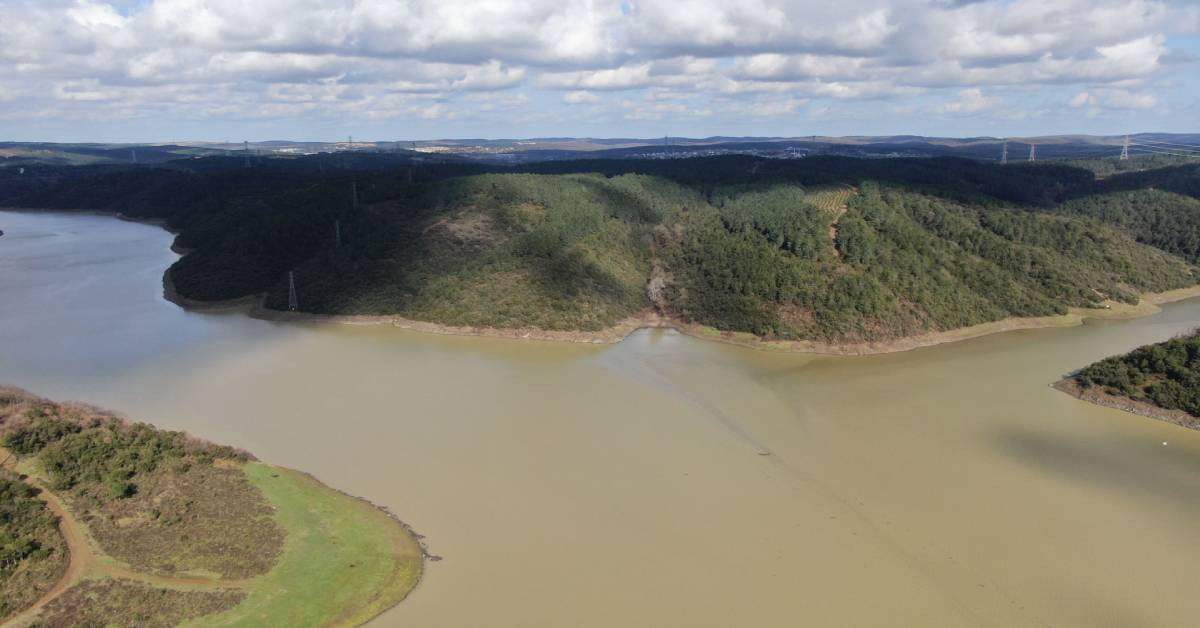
xmin=190 ymin=464 xmax=423 ymax=627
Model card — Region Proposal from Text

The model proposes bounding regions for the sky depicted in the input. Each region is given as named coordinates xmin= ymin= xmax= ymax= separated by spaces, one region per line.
xmin=1 ymin=0 xmax=1199 ymax=142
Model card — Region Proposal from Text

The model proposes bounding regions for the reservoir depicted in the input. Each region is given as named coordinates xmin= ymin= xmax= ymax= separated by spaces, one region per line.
xmin=2 ymin=209 xmax=1200 ymax=627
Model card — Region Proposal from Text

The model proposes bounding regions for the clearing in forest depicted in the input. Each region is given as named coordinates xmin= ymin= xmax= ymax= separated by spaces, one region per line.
xmin=806 ymin=185 xmax=858 ymax=255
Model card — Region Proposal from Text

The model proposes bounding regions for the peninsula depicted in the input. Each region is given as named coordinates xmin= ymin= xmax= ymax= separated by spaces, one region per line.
xmin=1055 ymin=330 xmax=1200 ymax=431
xmin=0 ymin=387 xmax=425 ymax=626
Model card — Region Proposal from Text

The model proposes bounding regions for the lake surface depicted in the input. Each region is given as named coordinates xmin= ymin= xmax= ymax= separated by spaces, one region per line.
xmin=3 ymin=209 xmax=1200 ymax=627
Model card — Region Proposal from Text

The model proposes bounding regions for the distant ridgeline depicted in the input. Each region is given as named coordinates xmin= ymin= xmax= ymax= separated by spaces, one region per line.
xmin=1 ymin=154 xmax=1199 ymax=342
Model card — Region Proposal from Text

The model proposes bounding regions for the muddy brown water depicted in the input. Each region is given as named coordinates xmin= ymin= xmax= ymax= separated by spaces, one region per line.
xmin=3 ymin=210 xmax=1200 ymax=627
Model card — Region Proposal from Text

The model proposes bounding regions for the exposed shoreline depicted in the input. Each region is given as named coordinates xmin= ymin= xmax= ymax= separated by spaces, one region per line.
xmin=1052 ymin=379 xmax=1200 ymax=432
xmin=166 ymin=276 xmax=1200 ymax=356
xmin=7 ymin=206 xmax=1200 ymax=356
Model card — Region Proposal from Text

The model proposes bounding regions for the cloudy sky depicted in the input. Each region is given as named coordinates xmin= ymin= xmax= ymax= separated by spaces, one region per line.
xmin=2 ymin=0 xmax=1199 ymax=142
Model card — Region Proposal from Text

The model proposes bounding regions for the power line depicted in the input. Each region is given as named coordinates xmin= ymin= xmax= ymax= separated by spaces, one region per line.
xmin=1129 ymin=142 xmax=1200 ymax=154
xmin=1129 ymin=143 xmax=1200 ymax=155
xmin=1126 ymin=146 xmax=1200 ymax=159
xmin=1128 ymin=144 xmax=1193 ymax=153
xmin=1131 ymin=138 xmax=1200 ymax=150
xmin=1128 ymin=151 xmax=1200 ymax=160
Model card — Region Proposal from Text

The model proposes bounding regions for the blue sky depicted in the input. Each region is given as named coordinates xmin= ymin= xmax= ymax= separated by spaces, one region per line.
xmin=1 ymin=0 xmax=1198 ymax=142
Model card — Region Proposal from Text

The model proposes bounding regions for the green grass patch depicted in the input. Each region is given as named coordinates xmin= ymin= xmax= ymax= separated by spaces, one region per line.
xmin=191 ymin=463 xmax=423 ymax=627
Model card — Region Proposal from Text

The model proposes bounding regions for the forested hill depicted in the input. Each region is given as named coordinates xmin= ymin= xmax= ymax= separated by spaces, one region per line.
xmin=1 ymin=154 xmax=1198 ymax=342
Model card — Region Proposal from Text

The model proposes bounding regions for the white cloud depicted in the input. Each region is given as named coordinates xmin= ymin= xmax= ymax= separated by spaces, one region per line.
xmin=0 ymin=0 xmax=1195 ymax=135
xmin=563 ymin=91 xmax=600 ymax=104
xmin=741 ymin=98 xmax=808 ymax=116
xmin=935 ymin=88 xmax=997 ymax=114
xmin=540 ymin=64 xmax=655 ymax=90
xmin=1071 ymin=87 xmax=1158 ymax=110
xmin=1070 ymin=91 xmax=1096 ymax=108
xmin=1106 ymin=89 xmax=1157 ymax=109
xmin=419 ymin=103 xmax=455 ymax=120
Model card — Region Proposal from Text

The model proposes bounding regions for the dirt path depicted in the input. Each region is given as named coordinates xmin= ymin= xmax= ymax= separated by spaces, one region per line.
xmin=823 ymin=185 xmax=857 ymax=258
xmin=2 ymin=450 xmax=249 ymax=627
xmin=3 ymin=464 xmax=94 ymax=628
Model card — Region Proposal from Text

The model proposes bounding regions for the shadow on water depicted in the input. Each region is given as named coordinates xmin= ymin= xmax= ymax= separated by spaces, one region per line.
xmin=993 ymin=426 xmax=1200 ymax=508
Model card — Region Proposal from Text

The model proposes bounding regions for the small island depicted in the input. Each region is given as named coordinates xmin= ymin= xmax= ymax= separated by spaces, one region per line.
xmin=1055 ymin=329 xmax=1200 ymax=431
xmin=0 ymin=387 xmax=425 ymax=626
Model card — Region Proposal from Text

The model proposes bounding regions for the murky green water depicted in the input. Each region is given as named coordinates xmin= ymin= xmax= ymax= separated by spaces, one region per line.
xmin=3 ymin=210 xmax=1199 ymax=627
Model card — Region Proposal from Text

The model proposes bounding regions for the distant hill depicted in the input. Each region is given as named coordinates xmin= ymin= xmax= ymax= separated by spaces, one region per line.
xmin=4 ymin=133 xmax=1199 ymax=167
xmin=0 ymin=142 xmax=225 ymax=167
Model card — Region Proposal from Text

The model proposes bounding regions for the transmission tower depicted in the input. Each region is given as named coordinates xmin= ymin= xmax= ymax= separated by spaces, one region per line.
xmin=244 ymin=140 xmax=250 ymax=168
xmin=1028 ymin=143 xmax=1036 ymax=162
xmin=1120 ymin=135 xmax=1129 ymax=160
xmin=1001 ymin=141 xmax=1008 ymax=165
xmin=288 ymin=271 xmax=298 ymax=311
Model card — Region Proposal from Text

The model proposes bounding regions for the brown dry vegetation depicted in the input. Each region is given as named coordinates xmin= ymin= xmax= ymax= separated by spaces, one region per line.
xmin=79 ymin=462 xmax=283 ymax=579
xmin=807 ymin=185 xmax=857 ymax=214
xmin=0 ymin=388 xmax=284 ymax=581
xmin=31 ymin=578 xmax=245 ymax=627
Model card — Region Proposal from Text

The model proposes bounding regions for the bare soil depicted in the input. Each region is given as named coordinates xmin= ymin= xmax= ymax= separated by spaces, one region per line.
xmin=1052 ymin=379 xmax=1200 ymax=431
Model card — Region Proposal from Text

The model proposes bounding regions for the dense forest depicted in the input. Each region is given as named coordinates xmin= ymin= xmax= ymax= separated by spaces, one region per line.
xmin=1071 ymin=330 xmax=1200 ymax=418
xmin=1 ymin=153 xmax=1197 ymax=342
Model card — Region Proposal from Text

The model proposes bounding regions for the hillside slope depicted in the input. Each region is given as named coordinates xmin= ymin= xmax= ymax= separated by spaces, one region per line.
xmin=662 ymin=181 xmax=1195 ymax=341
xmin=1 ymin=154 xmax=1197 ymax=344
xmin=267 ymin=173 xmax=679 ymax=330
